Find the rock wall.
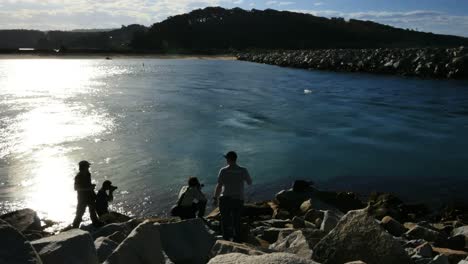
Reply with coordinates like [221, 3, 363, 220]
[237, 47, 468, 79]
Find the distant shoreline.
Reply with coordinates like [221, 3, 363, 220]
[0, 53, 236, 60]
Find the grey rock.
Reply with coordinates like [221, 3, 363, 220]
[107, 231, 127, 244]
[207, 252, 321, 264]
[406, 225, 445, 243]
[32, 229, 98, 264]
[94, 237, 118, 263]
[320, 210, 341, 233]
[158, 218, 215, 264]
[313, 208, 412, 264]
[92, 220, 140, 240]
[0, 208, 42, 232]
[381, 216, 407, 237]
[415, 242, 434, 258]
[211, 240, 265, 257]
[0, 219, 42, 264]
[269, 229, 325, 259]
[104, 220, 164, 264]
[429, 255, 449, 264]
[304, 209, 324, 224]
[252, 227, 295, 244]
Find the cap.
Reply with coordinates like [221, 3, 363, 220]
[223, 151, 237, 160]
[78, 160, 91, 167]
[103, 180, 113, 188]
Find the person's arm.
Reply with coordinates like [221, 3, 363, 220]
[195, 188, 207, 202]
[244, 169, 252, 186]
[108, 190, 114, 202]
[213, 170, 224, 205]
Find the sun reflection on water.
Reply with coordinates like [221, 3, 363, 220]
[0, 59, 115, 227]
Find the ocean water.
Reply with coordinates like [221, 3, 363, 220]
[0, 58, 467, 226]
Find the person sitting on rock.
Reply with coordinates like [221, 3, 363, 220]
[172, 177, 207, 220]
[72, 160, 103, 228]
[96, 180, 118, 217]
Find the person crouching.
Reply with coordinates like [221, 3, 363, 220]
[171, 177, 207, 219]
[96, 180, 117, 217]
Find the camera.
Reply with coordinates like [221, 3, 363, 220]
[110, 186, 118, 192]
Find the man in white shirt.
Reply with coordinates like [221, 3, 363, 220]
[213, 151, 252, 242]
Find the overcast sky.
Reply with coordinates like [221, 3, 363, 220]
[0, 0, 467, 37]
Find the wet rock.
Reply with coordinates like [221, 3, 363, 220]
[243, 202, 274, 219]
[381, 216, 407, 237]
[211, 240, 265, 256]
[94, 237, 118, 263]
[104, 221, 164, 264]
[32, 229, 98, 264]
[158, 218, 216, 264]
[0, 219, 42, 264]
[312, 208, 412, 264]
[0, 208, 42, 233]
[207, 252, 321, 264]
[269, 229, 325, 259]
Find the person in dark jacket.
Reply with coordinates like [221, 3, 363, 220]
[72, 161, 102, 228]
[96, 180, 117, 217]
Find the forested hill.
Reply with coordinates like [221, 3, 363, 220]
[2, 7, 468, 53]
[0, 25, 147, 51]
[131, 7, 468, 52]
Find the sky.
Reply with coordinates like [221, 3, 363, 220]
[0, 0, 467, 37]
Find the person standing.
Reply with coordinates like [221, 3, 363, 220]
[72, 160, 102, 228]
[213, 151, 252, 242]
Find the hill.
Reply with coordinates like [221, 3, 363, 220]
[0, 25, 147, 51]
[131, 7, 468, 52]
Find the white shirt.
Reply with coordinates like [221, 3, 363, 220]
[178, 186, 207, 207]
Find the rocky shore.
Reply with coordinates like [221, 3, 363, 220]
[237, 47, 468, 79]
[1, 183, 467, 264]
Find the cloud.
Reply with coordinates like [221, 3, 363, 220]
[266, 1, 295, 6]
[295, 9, 468, 37]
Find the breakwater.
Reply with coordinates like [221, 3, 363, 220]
[237, 47, 468, 79]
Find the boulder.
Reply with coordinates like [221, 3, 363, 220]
[0, 209, 42, 232]
[207, 252, 320, 264]
[92, 219, 140, 240]
[32, 229, 98, 264]
[415, 242, 434, 258]
[252, 219, 291, 228]
[452, 226, 468, 237]
[446, 235, 466, 250]
[312, 208, 412, 264]
[304, 209, 324, 224]
[157, 218, 215, 264]
[243, 203, 274, 219]
[300, 199, 313, 214]
[0, 219, 42, 264]
[345, 262, 367, 264]
[381, 216, 407, 237]
[320, 210, 341, 233]
[432, 247, 468, 264]
[269, 229, 325, 259]
[104, 221, 164, 264]
[254, 227, 295, 243]
[458, 257, 468, 264]
[406, 225, 445, 243]
[94, 237, 118, 263]
[107, 231, 128, 244]
[275, 189, 312, 212]
[429, 255, 449, 264]
[210, 240, 265, 256]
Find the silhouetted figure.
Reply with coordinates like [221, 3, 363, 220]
[171, 177, 207, 219]
[72, 161, 102, 228]
[213, 151, 252, 242]
[96, 180, 117, 217]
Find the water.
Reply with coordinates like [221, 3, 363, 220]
[1, 58, 467, 227]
